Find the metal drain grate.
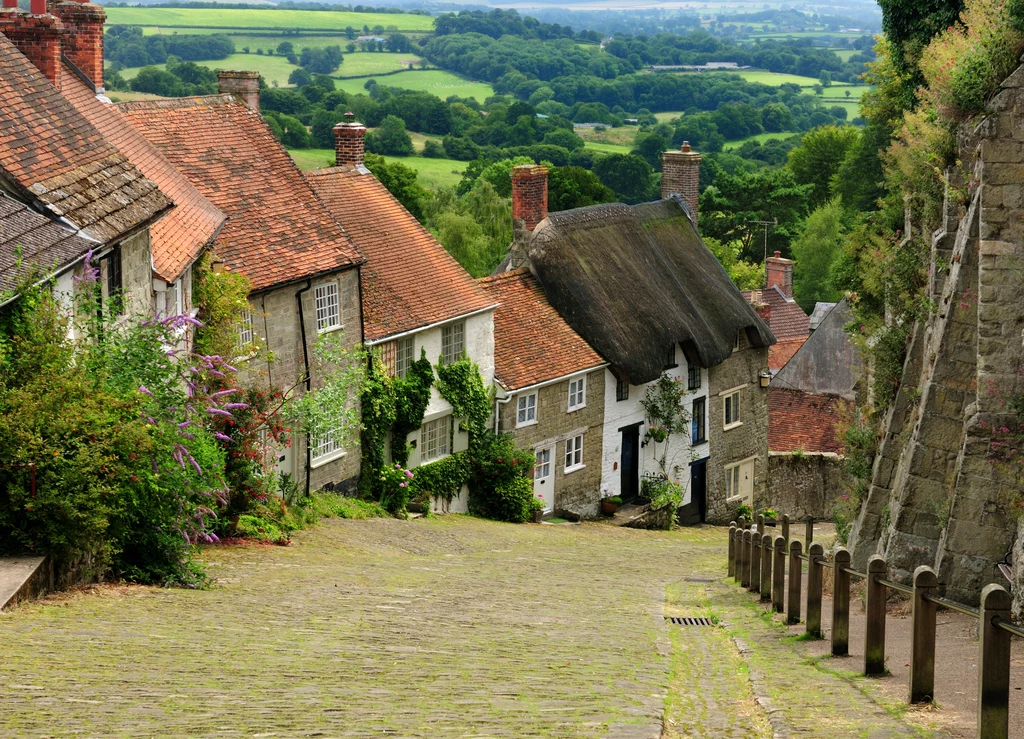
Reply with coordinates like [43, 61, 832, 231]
[666, 616, 715, 626]
[683, 577, 715, 583]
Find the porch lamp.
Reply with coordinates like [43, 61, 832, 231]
[759, 370, 771, 389]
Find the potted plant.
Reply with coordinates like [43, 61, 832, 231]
[645, 425, 669, 444]
[760, 507, 780, 525]
[532, 495, 545, 523]
[601, 495, 622, 515]
[735, 502, 753, 522]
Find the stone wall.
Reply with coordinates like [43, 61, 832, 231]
[849, 64, 1024, 607]
[247, 267, 363, 493]
[499, 368, 605, 518]
[767, 452, 844, 521]
[707, 342, 770, 524]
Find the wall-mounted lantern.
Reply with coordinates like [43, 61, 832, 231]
[759, 370, 771, 389]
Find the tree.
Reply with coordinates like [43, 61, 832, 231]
[264, 112, 311, 149]
[703, 237, 764, 289]
[819, 69, 832, 87]
[630, 131, 668, 171]
[541, 128, 584, 151]
[790, 198, 846, 312]
[276, 41, 294, 56]
[831, 122, 888, 213]
[365, 115, 414, 156]
[422, 139, 446, 158]
[548, 166, 615, 212]
[592, 154, 656, 204]
[287, 67, 313, 87]
[787, 125, 860, 208]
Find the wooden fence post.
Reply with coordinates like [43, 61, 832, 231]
[909, 566, 938, 704]
[772, 536, 785, 613]
[978, 584, 1012, 739]
[741, 530, 751, 588]
[805, 518, 813, 546]
[728, 524, 736, 578]
[832, 548, 851, 657]
[760, 533, 772, 601]
[757, 514, 765, 536]
[864, 555, 888, 677]
[750, 530, 762, 593]
[806, 542, 824, 638]
[788, 540, 802, 624]
[733, 528, 743, 583]
[781, 513, 790, 545]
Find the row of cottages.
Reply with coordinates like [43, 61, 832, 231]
[484, 149, 776, 523]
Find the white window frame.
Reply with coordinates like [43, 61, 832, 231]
[420, 414, 451, 463]
[725, 458, 754, 504]
[441, 320, 465, 365]
[516, 392, 538, 427]
[237, 308, 254, 352]
[395, 335, 415, 378]
[314, 281, 342, 334]
[567, 376, 586, 412]
[564, 433, 584, 473]
[310, 427, 346, 468]
[721, 384, 746, 430]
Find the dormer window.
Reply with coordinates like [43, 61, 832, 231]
[664, 343, 677, 368]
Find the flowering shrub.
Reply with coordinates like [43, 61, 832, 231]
[641, 474, 684, 510]
[468, 432, 536, 522]
[379, 462, 415, 516]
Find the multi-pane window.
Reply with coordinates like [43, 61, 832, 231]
[103, 247, 123, 316]
[564, 434, 584, 472]
[237, 309, 254, 351]
[665, 343, 676, 368]
[568, 376, 586, 411]
[517, 392, 537, 426]
[314, 281, 341, 333]
[441, 321, 465, 365]
[395, 336, 415, 378]
[534, 447, 551, 481]
[379, 340, 398, 377]
[311, 427, 342, 462]
[692, 397, 706, 444]
[420, 415, 451, 462]
[724, 390, 741, 428]
[687, 364, 701, 390]
[616, 378, 629, 402]
[725, 463, 740, 498]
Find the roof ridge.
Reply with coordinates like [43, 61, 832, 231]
[477, 268, 527, 284]
[115, 93, 238, 111]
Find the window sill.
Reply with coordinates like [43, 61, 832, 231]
[311, 448, 347, 469]
[516, 419, 538, 429]
[564, 463, 585, 474]
[317, 324, 343, 336]
[725, 494, 747, 504]
[692, 437, 707, 445]
[567, 404, 586, 413]
[723, 421, 743, 431]
[419, 453, 451, 467]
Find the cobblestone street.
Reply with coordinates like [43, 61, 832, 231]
[0, 518, 935, 738]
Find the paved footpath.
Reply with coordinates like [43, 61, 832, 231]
[0, 518, 936, 738]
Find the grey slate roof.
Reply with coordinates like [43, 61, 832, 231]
[809, 301, 838, 332]
[771, 298, 861, 399]
[519, 195, 775, 384]
[0, 194, 93, 293]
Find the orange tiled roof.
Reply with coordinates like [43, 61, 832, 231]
[743, 286, 809, 340]
[768, 387, 846, 454]
[61, 73, 225, 282]
[0, 193, 93, 292]
[306, 165, 493, 341]
[118, 95, 362, 291]
[0, 34, 169, 244]
[770, 337, 807, 372]
[478, 269, 606, 390]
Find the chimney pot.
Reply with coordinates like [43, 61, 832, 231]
[1, 0, 19, 9]
[29, 0, 45, 14]
[774, 250, 781, 257]
[661, 143, 702, 222]
[333, 117, 367, 167]
[0, 7, 64, 87]
[511, 164, 548, 231]
[217, 70, 260, 110]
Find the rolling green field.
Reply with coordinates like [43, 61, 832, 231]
[333, 70, 494, 102]
[722, 131, 801, 150]
[583, 141, 632, 154]
[288, 148, 468, 189]
[105, 7, 435, 32]
[335, 52, 424, 78]
[119, 52, 300, 86]
[829, 49, 859, 61]
[654, 111, 685, 123]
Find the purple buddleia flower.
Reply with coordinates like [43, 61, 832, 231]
[223, 403, 249, 410]
[211, 389, 237, 398]
[213, 432, 233, 443]
[206, 407, 232, 417]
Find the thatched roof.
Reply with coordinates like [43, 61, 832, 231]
[520, 196, 775, 385]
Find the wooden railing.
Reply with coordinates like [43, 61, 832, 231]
[727, 514, 1022, 739]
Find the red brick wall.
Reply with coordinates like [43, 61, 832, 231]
[661, 143, 702, 221]
[334, 121, 366, 166]
[766, 251, 793, 298]
[0, 11, 64, 88]
[511, 164, 548, 231]
[52, 1, 104, 89]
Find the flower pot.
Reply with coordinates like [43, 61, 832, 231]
[533, 509, 544, 523]
[601, 500, 619, 516]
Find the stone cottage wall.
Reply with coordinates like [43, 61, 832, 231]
[849, 64, 1024, 606]
[767, 452, 844, 521]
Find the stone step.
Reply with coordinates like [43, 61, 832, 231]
[0, 556, 50, 611]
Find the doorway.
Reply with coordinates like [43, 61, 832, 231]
[620, 423, 641, 502]
[691, 458, 707, 523]
[534, 445, 554, 513]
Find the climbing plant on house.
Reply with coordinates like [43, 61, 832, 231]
[638, 374, 692, 510]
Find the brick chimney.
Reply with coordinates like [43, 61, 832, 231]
[661, 141, 702, 221]
[0, 1, 64, 88]
[333, 113, 366, 167]
[766, 250, 793, 298]
[217, 70, 260, 110]
[51, 0, 105, 90]
[753, 299, 772, 327]
[511, 164, 548, 231]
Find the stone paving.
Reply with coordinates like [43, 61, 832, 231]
[0, 518, 937, 738]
